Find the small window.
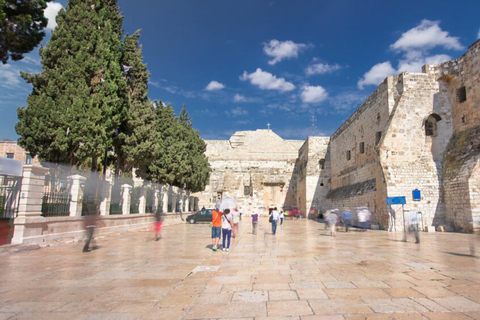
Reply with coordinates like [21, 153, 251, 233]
[377, 113, 381, 124]
[461, 115, 467, 124]
[375, 132, 382, 145]
[359, 142, 365, 154]
[346, 150, 351, 161]
[319, 158, 325, 170]
[456, 86, 466, 103]
[6, 153, 14, 159]
[244, 186, 250, 196]
[25, 154, 33, 164]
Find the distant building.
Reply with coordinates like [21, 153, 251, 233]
[0, 140, 40, 166]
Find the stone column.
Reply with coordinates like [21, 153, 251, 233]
[185, 194, 190, 212]
[68, 174, 86, 217]
[121, 184, 132, 215]
[162, 186, 168, 213]
[99, 180, 113, 216]
[153, 185, 160, 213]
[139, 187, 146, 214]
[11, 165, 49, 244]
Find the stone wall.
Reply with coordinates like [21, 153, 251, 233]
[194, 130, 303, 215]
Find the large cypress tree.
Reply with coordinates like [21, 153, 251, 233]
[16, 0, 126, 169]
[176, 105, 210, 192]
[114, 30, 155, 178]
[0, 0, 51, 64]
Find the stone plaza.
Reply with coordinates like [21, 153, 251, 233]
[1, 218, 479, 319]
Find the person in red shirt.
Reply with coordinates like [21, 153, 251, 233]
[211, 209, 222, 251]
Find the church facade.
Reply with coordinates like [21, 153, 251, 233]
[195, 39, 480, 232]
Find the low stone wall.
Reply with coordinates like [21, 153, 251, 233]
[11, 212, 189, 245]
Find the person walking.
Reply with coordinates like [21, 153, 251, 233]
[211, 208, 222, 251]
[251, 210, 259, 235]
[271, 207, 280, 235]
[327, 209, 338, 237]
[280, 209, 285, 225]
[221, 209, 233, 251]
[154, 210, 165, 241]
[232, 208, 240, 238]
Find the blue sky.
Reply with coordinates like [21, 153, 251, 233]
[1, 0, 480, 141]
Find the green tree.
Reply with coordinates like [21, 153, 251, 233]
[176, 105, 210, 192]
[16, 0, 126, 170]
[0, 0, 51, 64]
[114, 30, 154, 178]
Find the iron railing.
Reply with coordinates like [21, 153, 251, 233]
[41, 192, 71, 217]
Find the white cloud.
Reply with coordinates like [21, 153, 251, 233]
[305, 63, 341, 75]
[205, 80, 225, 91]
[226, 107, 248, 117]
[233, 94, 247, 102]
[0, 64, 21, 87]
[240, 68, 295, 92]
[301, 85, 328, 104]
[45, 2, 64, 30]
[357, 61, 396, 89]
[397, 54, 451, 73]
[263, 40, 310, 65]
[390, 19, 464, 52]
[330, 92, 367, 113]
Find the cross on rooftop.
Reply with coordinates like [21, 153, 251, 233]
[267, 122, 271, 130]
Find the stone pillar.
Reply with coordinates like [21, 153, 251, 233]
[139, 187, 146, 214]
[162, 186, 168, 213]
[121, 184, 132, 215]
[153, 185, 160, 213]
[185, 194, 190, 212]
[11, 165, 49, 244]
[68, 174, 86, 217]
[99, 180, 113, 216]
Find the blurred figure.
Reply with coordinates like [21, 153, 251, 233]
[154, 210, 165, 241]
[82, 210, 98, 252]
[404, 211, 420, 244]
[239, 207, 243, 221]
[251, 210, 259, 235]
[231, 208, 240, 238]
[280, 210, 285, 225]
[326, 209, 339, 236]
[271, 207, 279, 235]
[357, 207, 370, 232]
[342, 208, 353, 232]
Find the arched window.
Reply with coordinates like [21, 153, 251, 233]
[425, 114, 442, 137]
[319, 158, 325, 170]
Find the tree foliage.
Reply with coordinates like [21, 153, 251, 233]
[136, 102, 210, 192]
[0, 0, 51, 64]
[15, 0, 210, 193]
[16, 0, 126, 169]
[114, 30, 154, 177]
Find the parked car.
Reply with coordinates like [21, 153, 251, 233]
[186, 208, 213, 224]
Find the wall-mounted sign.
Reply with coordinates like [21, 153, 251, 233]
[412, 189, 421, 201]
[386, 196, 406, 205]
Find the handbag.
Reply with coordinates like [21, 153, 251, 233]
[269, 215, 273, 223]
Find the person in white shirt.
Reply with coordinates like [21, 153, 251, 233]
[270, 207, 280, 235]
[221, 209, 233, 251]
[231, 208, 240, 238]
[279, 210, 285, 225]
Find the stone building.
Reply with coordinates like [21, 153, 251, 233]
[194, 130, 303, 215]
[197, 39, 479, 231]
[0, 140, 40, 166]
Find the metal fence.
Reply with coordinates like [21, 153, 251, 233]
[41, 192, 71, 217]
[0, 176, 22, 219]
[41, 175, 72, 217]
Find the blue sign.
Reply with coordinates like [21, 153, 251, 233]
[412, 189, 421, 201]
[386, 196, 406, 205]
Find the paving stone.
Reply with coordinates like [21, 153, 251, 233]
[1, 219, 480, 319]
